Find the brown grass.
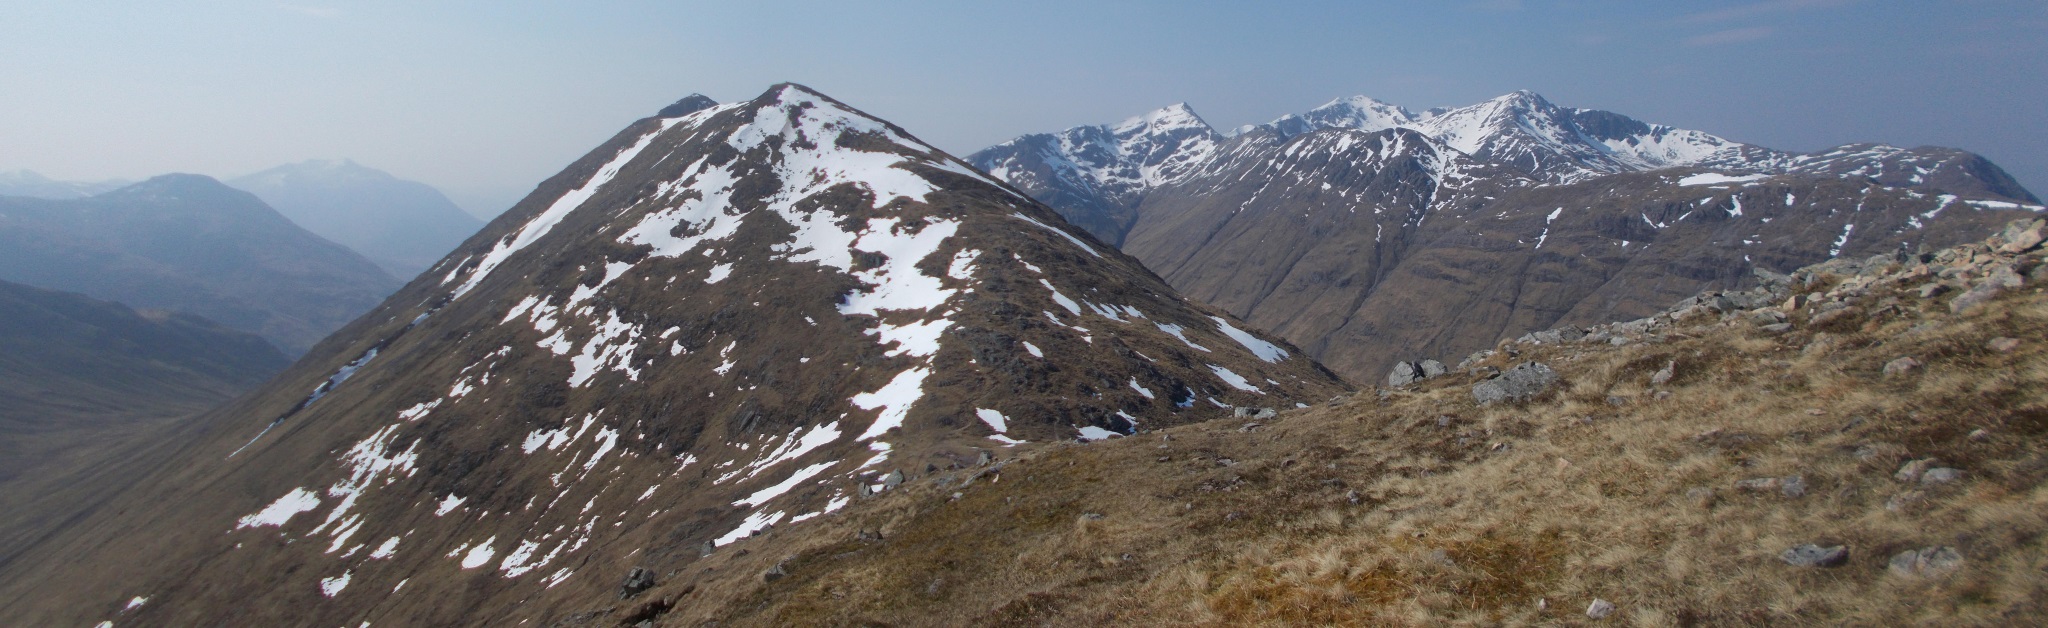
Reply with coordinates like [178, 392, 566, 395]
[597, 267, 2048, 627]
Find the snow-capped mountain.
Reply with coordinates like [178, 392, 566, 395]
[1256, 95, 1419, 141]
[1406, 90, 1777, 183]
[973, 91, 2044, 381]
[968, 103, 1222, 244]
[3, 84, 1348, 627]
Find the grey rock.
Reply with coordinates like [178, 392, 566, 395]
[762, 561, 788, 583]
[1761, 323, 1793, 333]
[620, 566, 656, 599]
[1387, 361, 1423, 387]
[1780, 474, 1808, 498]
[1472, 362, 1558, 406]
[1894, 458, 1938, 482]
[1586, 598, 1616, 619]
[1987, 337, 2021, 352]
[1996, 218, 2046, 254]
[1419, 359, 1447, 378]
[882, 470, 905, 490]
[1989, 264, 2026, 289]
[1780, 544, 1849, 568]
[699, 541, 717, 557]
[1950, 283, 2003, 313]
[1650, 360, 1676, 386]
[1920, 467, 1964, 485]
[1883, 357, 1921, 377]
[1888, 546, 1964, 578]
[1455, 350, 1494, 371]
[1916, 282, 1952, 299]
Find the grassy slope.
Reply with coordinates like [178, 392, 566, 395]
[561, 229, 2048, 627]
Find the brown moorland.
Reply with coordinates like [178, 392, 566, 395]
[569, 220, 2048, 626]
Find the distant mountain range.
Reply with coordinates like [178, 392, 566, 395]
[970, 91, 2043, 380]
[0, 174, 401, 355]
[230, 160, 483, 279]
[0, 170, 130, 199]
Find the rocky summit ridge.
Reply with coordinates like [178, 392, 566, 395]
[0, 83, 1346, 626]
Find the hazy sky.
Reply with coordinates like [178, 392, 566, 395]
[4, 1, 2044, 217]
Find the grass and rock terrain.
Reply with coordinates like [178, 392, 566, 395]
[569, 219, 2048, 626]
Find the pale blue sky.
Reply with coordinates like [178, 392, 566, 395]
[2, 1, 2042, 216]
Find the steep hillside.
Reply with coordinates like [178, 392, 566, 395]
[542, 219, 2048, 626]
[231, 159, 484, 278]
[0, 279, 286, 572]
[0, 84, 1347, 627]
[0, 174, 401, 354]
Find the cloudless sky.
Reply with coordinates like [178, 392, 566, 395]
[2, 0, 2043, 217]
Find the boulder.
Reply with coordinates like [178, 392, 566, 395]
[1419, 359, 1447, 378]
[1586, 598, 1616, 619]
[1894, 458, 1938, 482]
[1650, 360, 1676, 386]
[1887, 546, 1964, 579]
[1883, 357, 1921, 377]
[1387, 361, 1423, 387]
[1996, 218, 2046, 254]
[1920, 467, 1964, 485]
[1472, 362, 1558, 406]
[1780, 544, 1849, 568]
[620, 567, 656, 599]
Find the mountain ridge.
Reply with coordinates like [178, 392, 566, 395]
[0, 83, 1348, 627]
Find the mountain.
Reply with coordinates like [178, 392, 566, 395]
[506, 221, 2048, 625]
[0, 279, 286, 573]
[966, 103, 1222, 244]
[0, 175, 402, 355]
[230, 160, 484, 278]
[0, 170, 130, 199]
[974, 92, 2045, 381]
[0, 84, 1348, 626]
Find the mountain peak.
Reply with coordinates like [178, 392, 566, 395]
[1113, 102, 1212, 136]
[656, 93, 719, 118]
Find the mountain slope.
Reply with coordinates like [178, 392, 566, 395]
[0, 279, 286, 573]
[0, 175, 401, 354]
[535, 221, 2048, 625]
[0, 84, 1347, 627]
[230, 160, 484, 278]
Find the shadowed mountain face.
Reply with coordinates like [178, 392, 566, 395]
[0, 279, 286, 572]
[230, 160, 484, 279]
[0, 174, 401, 355]
[0, 84, 1347, 626]
[975, 93, 2044, 381]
